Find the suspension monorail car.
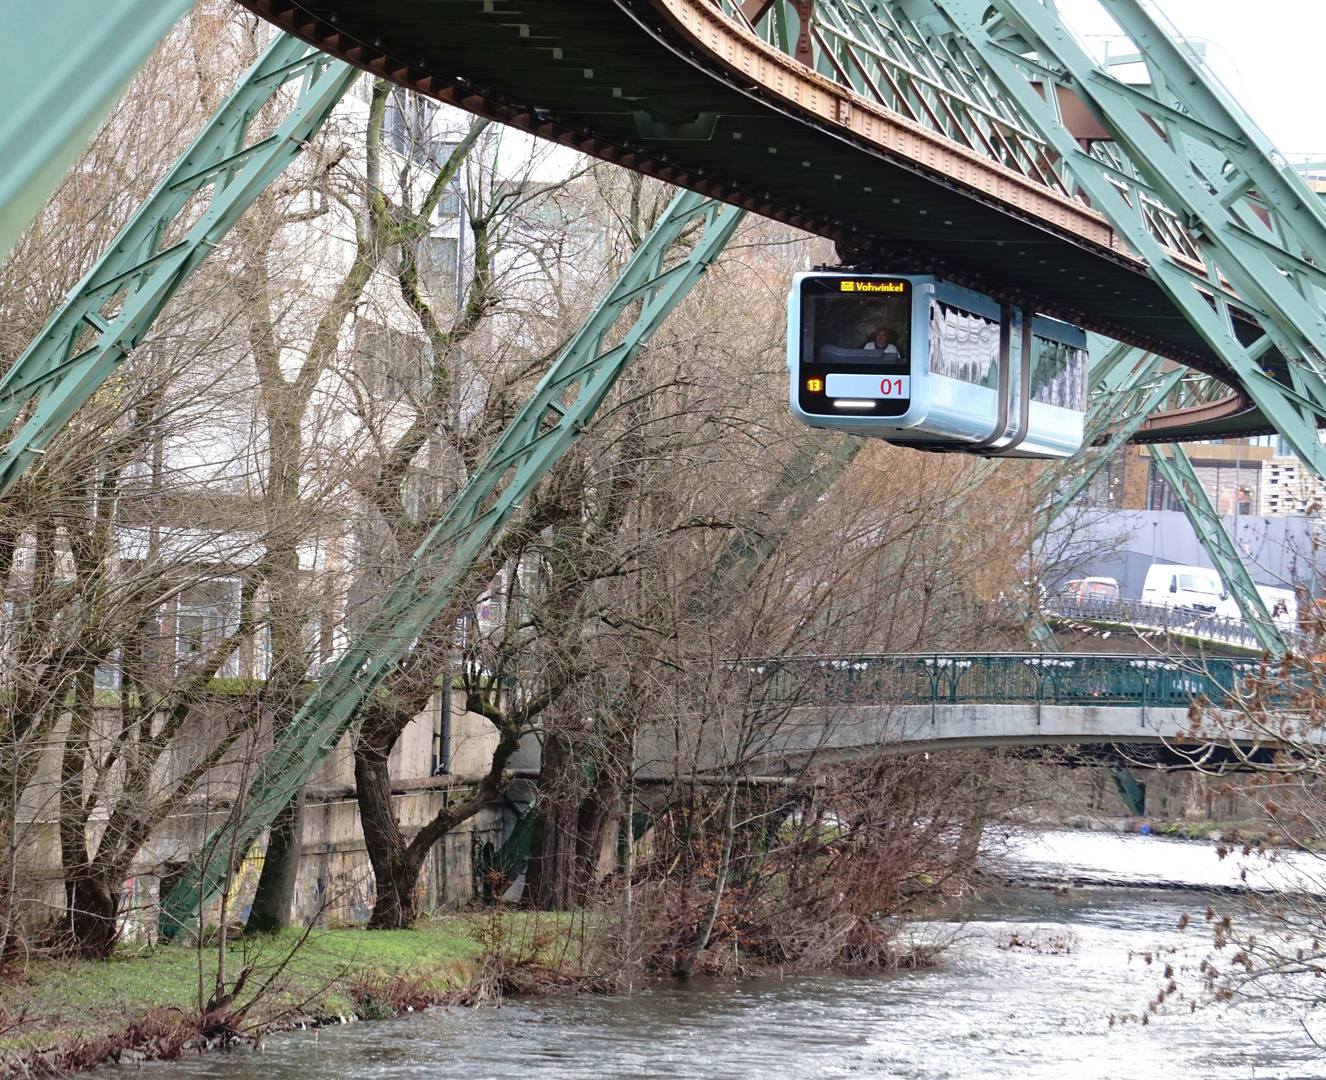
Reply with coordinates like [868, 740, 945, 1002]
[787, 273, 1088, 458]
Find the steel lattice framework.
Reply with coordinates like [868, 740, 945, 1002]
[723, 0, 1322, 651]
[0, 34, 358, 496]
[0, 0, 1318, 926]
[938, 0, 1326, 474]
[725, 0, 1326, 465]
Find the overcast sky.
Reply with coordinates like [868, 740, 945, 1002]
[1057, 0, 1326, 156]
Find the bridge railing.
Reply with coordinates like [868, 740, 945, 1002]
[751, 653, 1265, 708]
[1041, 593, 1303, 654]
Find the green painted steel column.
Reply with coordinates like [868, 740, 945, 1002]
[159, 189, 746, 935]
[1047, 351, 1185, 515]
[1110, 766, 1146, 816]
[930, 0, 1326, 478]
[0, 34, 358, 495]
[1149, 444, 1284, 656]
[0, 0, 197, 259]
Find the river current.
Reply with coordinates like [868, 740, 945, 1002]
[148, 832, 1326, 1079]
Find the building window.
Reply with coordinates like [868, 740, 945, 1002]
[1148, 459, 1259, 515]
[418, 234, 459, 301]
[384, 89, 456, 172]
[353, 321, 429, 398]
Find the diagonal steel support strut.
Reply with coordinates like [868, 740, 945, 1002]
[159, 188, 746, 934]
[1039, 343, 1285, 652]
[0, 34, 358, 496]
[1149, 445, 1284, 656]
[0, 0, 196, 259]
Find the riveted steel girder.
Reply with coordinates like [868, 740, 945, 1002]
[159, 188, 746, 934]
[927, 0, 1326, 476]
[0, 0, 196, 259]
[0, 34, 357, 496]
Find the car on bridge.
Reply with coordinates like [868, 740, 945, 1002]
[1060, 577, 1121, 605]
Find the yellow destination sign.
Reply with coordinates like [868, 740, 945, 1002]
[839, 280, 906, 293]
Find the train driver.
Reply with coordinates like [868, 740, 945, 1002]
[862, 327, 901, 359]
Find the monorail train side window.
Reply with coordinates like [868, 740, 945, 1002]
[928, 301, 1000, 388]
[1030, 335, 1088, 412]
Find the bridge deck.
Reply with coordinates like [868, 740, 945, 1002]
[786, 701, 1195, 755]
[630, 654, 1280, 772]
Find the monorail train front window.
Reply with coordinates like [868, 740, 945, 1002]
[928, 301, 1000, 388]
[798, 276, 912, 417]
[1031, 335, 1088, 412]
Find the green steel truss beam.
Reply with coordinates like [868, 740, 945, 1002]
[734, 2, 1326, 476]
[1047, 348, 1177, 514]
[924, 0, 1326, 477]
[1149, 444, 1284, 655]
[731, 1, 1194, 314]
[159, 189, 746, 933]
[0, 34, 357, 496]
[713, 436, 861, 581]
[0, 0, 196, 260]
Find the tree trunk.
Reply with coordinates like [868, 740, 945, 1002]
[676, 764, 740, 976]
[244, 536, 307, 931]
[245, 790, 303, 932]
[65, 873, 120, 960]
[354, 743, 421, 929]
[526, 734, 581, 911]
[572, 790, 614, 901]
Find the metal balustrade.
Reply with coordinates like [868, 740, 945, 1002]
[1041, 593, 1302, 654]
[751, 652, 1265, 708]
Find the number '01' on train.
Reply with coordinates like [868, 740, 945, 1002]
[787, 273, 1088, 458]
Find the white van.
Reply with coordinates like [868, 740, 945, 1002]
[1140, 564, 1235, 618]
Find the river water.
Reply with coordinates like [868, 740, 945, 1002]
[149, 832, 1326, 1079]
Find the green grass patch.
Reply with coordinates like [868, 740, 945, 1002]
[0, 916, 486, 1053]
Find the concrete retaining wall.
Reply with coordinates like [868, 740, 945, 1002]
[12, 691, 519, 939]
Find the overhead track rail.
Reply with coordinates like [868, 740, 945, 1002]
[235, 0, 1325, 449]
[228, 1, 1222, 366]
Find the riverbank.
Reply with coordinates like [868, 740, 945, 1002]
[3, 830, 1309, 1078]
[112, 879, 1326, 1080]
[0, 913, 564, 1077]
[0, 885, 962, 1078]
